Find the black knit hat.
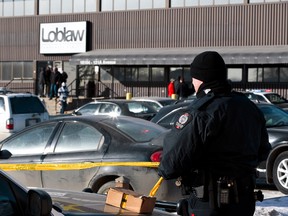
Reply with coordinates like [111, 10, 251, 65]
[190, 51, 227, 82]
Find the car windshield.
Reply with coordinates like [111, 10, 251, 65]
[257, 104, 288, 127]
[104, 117, 167, 142]
[265, 93, 287, 104]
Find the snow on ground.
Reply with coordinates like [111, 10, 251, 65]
[254, 190, 288, 216]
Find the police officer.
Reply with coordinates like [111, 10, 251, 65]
[158, 51, 271, 216]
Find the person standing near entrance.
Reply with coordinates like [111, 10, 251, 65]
[58, 82, 69, 114]
[176, 76, 189, 100]
[168, 78, 175, 97]
[158, 51, 271, 216]
[38, 68, 45, 97]
[44, 65, 52, 97]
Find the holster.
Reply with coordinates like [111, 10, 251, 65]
[178, 171, 258, 216]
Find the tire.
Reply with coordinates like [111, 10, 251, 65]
[272, 151, 288, 194]
[97, 181, 116, 194]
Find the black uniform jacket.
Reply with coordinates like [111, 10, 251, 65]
[158, 90, 271, 180]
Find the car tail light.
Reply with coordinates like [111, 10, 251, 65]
[150, 151, 162, 162]
[6, 118, 14, 130]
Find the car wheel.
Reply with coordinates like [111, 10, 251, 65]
[97, 181, 117, 194]
[272, 151, 288, 194]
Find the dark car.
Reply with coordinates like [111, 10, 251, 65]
[131, 97, 177, 112]
[151, 102, 191, 128]
[71, 99, 158, 120]
[0, 169, 177, 215]
[0, 115, 183, 202]
[151, 100, 288, 195]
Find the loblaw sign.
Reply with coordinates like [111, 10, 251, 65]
[40, 21, 87, 54]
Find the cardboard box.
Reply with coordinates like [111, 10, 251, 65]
[106, 187, 156, 214]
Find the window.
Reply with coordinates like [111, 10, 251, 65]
[86, 0, 97, 12]
[263, 67, 278, 82]
[3, 0, 13, 16]
[1, 123, 56, 155]
[101, 0, 165, 11]
[74, 0, 85, 13]
[138, 67, 149, 81]
[140, 0, 152, 9]
[0, 98, 5, 113]
[39, 0, 97, 14]
[24, 0, 34, 15]
[227, 68, 242, 82]
[171, 0, 184, 7]
[2, 62, 12, 81]
[248, 68, 263, 82]
[50, 0, 61, 14]
[101, 0, 113, 11]
[77, 103, 100, 115]
[14, 0, 24, 16]
[114, 67, 125, 82]
[62, 0, 73, 13]
[0, 62, 33, 80]
[151, 67, 164, 81]
[13, 62, 22, 78]
[114, 0, 125, 10]
[113, 117, 166, 142]
[127, 0, 138, 9]
[100, 66, 113, 81]
[10, 97, 46, 114]
[0, 176, 20, 215]
[280, 67, 288, 82]
[248, 67, 281, 83]
[55, 122, 104, 153]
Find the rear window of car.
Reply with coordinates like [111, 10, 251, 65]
[107, 117, 167, 142]
[126, 102, 156, 114]
[10, 97, 46, 114]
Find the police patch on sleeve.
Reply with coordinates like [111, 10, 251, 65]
[175, 113, 192, 130]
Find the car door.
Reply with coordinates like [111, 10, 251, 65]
[41, 120, 107, 191]
[0, 122, 57, 187]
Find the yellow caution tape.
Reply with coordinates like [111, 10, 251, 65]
[149, 176, 164, 197]
[0, 161, 160, 171]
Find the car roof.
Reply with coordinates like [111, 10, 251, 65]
[132, 97, 176, 101]
[0, 92, 35, 97]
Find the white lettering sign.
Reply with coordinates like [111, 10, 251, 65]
[40, 21, 87, 54]
[79, 60, 117, 65]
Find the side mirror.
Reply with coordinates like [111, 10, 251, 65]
[28, 189, 52, 216]
[0, 149, 12, 159]
[72, 110, 81, 116]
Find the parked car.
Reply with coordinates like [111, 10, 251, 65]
[0, 92, 50, 141]
[0, 115, 183, 202]
[131, 97, 177, 112]
[71, 99, 158, 120]
[0, 169, 177, 215]
[243, 90, 288, 111]
[151, 102, 191, 128]
[151, 99, 288, 195]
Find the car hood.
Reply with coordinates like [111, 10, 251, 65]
[40, 188, 174, 215]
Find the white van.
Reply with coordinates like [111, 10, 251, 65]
[0, 92, 50, 141]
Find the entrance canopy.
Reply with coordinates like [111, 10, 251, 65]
[70, 46, 288, 66]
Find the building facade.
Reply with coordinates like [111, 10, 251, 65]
[1, 0, 288, 98]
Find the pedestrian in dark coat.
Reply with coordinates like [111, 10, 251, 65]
[38, 69, 45, 97]
[176, 76, 189, 100]
[158, 51, 271, 216]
